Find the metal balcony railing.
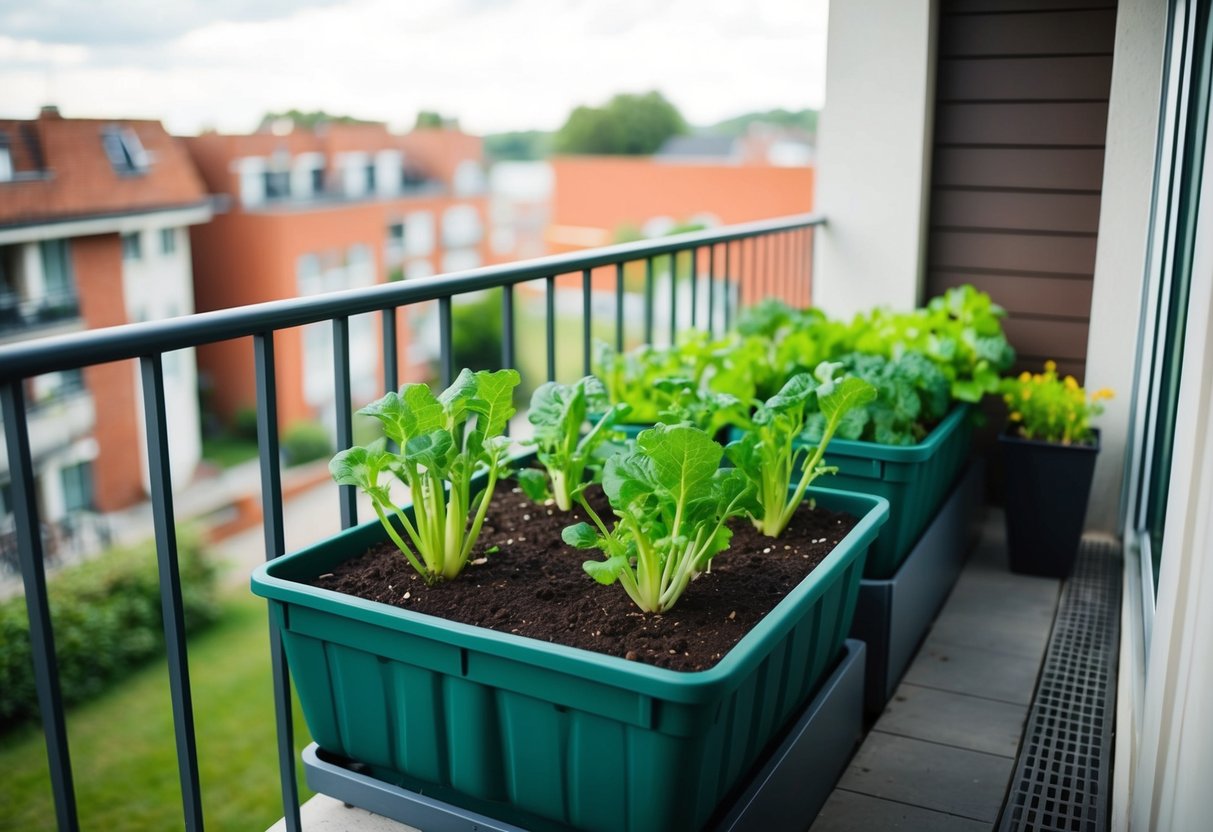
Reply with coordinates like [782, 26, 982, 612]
[0, 291, 81, 339]
[0, 212, 823, 832]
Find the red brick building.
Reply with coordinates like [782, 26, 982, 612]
[184, 123, 491, 432]
[0, 107, 211, 517]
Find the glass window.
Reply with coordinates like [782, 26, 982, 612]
[39, 239, 74, 300]
[160, 228, 177, 255]
[365, 163, 377, 195]
[442, 205, 482, 249]
[453, 160, 486, 197]
[263, 169, 291, 201]
[121, 232, 142, 261]
[311, 166, 325, 195]
[347, 244, 375, 288]
[59, 461, 93, 514]
[405, 211, 435, 256]
[101, 126, 148, 174]
[0, 141, 12, 182]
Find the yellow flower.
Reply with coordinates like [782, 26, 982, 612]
[1022, 388, 1032, 400]
[1044, 360, 1057, 373]
[1092, 387, 1115, 402]
[1018, 371, 1031, 383]
[1010, 411, 1022, 422]
[1064, 376, 1078, 391]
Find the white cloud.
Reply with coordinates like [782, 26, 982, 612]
[0, 0, 828, 135]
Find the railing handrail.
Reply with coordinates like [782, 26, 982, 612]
[0, 213, 824, 383]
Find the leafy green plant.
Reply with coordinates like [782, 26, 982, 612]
[517, 376, 630, 511]
[282, 420, 332, 466]
[727, 363, 877, 537]
[1001, 360, 1112, 445]
[1, 530, 217, 730]
[562, 424, 757, 613]
[330, 368, 520, 584]
[847, 286, 1016, 402]
[803, 352, 951, 446]
[654, 378, 748, 436]
[593, 332, 735, 423]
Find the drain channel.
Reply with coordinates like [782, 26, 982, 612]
[998, 540, 1122, 832]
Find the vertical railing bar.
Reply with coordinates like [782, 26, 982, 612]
[254, 332, 302, 832]
[724, 241, 733, 330]
[438, 296, 454, 389]
[614, 262, 625, 353]
[778, 232, 786, 303]
[749, 236, 757, 311]
[1, 382, 79, 832]
[690, 246, 699, 330]
[644, 257, 655, 345]
[545, 275, 557, 381]
[669, 249, 679, 346]
[707, 244, 716, 336]
[581, 268, 593, 377]
[802, 228, 811, 307]
[139, 354, 204, 832]
[332, 316, 356, 529]
[381, 308, 398, 393]
[501, 286, 515, 436]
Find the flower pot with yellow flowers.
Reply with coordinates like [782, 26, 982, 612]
[998, 362, 1113, 577]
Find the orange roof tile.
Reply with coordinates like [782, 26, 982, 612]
[0, 110, 208, 227]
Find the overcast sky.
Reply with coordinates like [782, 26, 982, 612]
[0, 0, 828, 136]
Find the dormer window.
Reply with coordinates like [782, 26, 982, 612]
[101, 126, 148, 175]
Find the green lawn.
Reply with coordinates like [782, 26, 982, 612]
[0, 593, 312, 831]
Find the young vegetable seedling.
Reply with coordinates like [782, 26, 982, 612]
[727, 362, 877, 538]
[329, 368, 520, 584]
[562, 424, 757, 614]
[517, 375, 630, 511]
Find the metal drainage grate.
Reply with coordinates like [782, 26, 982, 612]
[998, 539, 1122, 832]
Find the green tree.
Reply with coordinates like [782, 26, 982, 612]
[415, 110, 459, 129]
[257, 109, 375, 130]
[554, 91, 687, 155]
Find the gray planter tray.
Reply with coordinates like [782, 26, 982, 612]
[850, 461, 984, 716]
[301, 640, 867, 832]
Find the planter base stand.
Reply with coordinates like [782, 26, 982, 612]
[850, 461, 984, 716]
[301, 639, 867, 832]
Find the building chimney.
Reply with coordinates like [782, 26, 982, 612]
[40, 104, 62, 119]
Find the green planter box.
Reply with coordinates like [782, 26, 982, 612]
[251, 474, 888, 832]
[820, 405, 972, 578]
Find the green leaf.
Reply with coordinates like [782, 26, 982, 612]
[583, 555, 626, 585]
[357, 384, 444, 445]
[516, 468, 551, 503]
[636, 424, 722, 506]
[405, 430, 454, 471]
[329, 446, 391, 490]
[467, 369, 520, 437]
[765, 372, 818, 413]
[562, 522, 600, 549]
[819, 377, 878, 423]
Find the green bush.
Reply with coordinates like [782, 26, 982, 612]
[231, 406, 260, 441]
[0, 531, 219, 731]
[281, 421, 332, 466]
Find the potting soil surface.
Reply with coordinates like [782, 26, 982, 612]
[313, 477, 858, 672]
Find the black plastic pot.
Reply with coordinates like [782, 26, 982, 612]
[999, 428, 1099, 578]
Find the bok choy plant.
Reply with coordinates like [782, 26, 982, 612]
[329, 368, 520, 584]
[727, 363, 877, 538]
[562, 424, 757, 613]
[516, 376, 630, 511]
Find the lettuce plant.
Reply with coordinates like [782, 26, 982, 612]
[593, 333, 735, 423]
[803, 352, 951, 446]
[562, 424, 757, 613]
[727, 363, 877, 537]
[517, 376, 629, 511]
[329, 368, 519, 584]
[654, 378, 748, 436]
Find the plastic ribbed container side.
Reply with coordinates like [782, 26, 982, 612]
[252, 482, 888, 832]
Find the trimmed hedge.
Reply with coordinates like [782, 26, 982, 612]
[0, 531, 219, 731]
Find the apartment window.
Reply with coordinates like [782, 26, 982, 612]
[347, 244, 375, 288]
[453, 160, 486, 197]
[121, 232, 142, 261]
[442, 204, 483, 248]
[296, 253, 322, 296]
[160, 228, 177, 255]
[405, 211, 435, 256]
[0, 135, 12, 182]
[365, 163, 377, 195]
[101, 126, 148, 174]
[263, 169, 291, 201]
[39, 239, 75, 300]
[388, 221, 405, 247]
[311, 166, 325, 195]
[59, 461, 94, 514]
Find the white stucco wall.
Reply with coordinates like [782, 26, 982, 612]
[812, 0, 938, 317]
[123, 224, 203, 493]
[1084, 0, 1168, 534]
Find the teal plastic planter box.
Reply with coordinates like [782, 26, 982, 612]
[819, 405, 971, 578]
[251, 479, 888, 832]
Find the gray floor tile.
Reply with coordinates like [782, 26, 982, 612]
[876, 682, 1028, 758]
[839, 732, 1013, 823]
[811, 789, 990, 832]
[902, 638, 1042, 705]
[928, 607, 1053, 659]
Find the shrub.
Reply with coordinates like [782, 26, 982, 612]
[1001, 360, 1112, 445]
[281, 420, 332, 466]
[0, 531, 219, 731]
[231, 406, 260, 441]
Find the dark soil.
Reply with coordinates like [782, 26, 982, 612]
[312, 476, 858, 672]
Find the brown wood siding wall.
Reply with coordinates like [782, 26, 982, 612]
[927, 0, 1119, 383]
